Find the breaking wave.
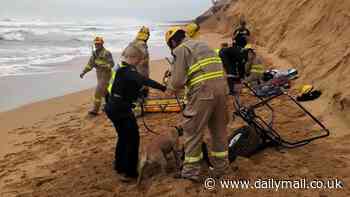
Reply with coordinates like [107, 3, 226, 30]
[0, 18, 170, 77]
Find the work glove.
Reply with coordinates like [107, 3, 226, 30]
[80, 72, 85, 79]
[162, 70, 171, 85]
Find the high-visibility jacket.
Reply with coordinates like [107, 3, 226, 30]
[107, 62, 166, 104]
[250, 64, 265, 75]
[186, 56, 224, 88]
[168, 39, 227, 164]
[107, 62, 128, 94]
[168, 38, 224, 92]
[83, 48, 114, 73]
[245, 54, 265, 78]
[214, 48, 221, 55]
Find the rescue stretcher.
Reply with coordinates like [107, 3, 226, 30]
[133, 97, 184, 114]
[228, 82, 330, 161]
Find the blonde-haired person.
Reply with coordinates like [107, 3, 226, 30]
[109, 26, 151, 97]
[120, 26, 150, 78]
[105, 43, 166, 182]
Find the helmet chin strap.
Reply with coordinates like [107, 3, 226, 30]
[169, 39, 181, 50]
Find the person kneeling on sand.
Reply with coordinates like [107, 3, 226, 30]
[104, 45, 167, 182]
[243, 44, 265, 86]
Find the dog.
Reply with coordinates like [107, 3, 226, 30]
[137, 127, 183, 185]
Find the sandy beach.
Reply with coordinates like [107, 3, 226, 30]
[1, 0, 350, 195]
[0, 57, 169, 156]
[0, 32, 349, 196]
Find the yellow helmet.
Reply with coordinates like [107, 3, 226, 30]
[185, 23, 200, 38]
[165, 26, 185, 45]
[244, 44, 255, 54]
[299, 85, 314, 95]
[136, 26, 150, 41]
[244, 44, 253, 49]
[94, 36, 104, 44]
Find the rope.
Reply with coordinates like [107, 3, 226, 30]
[140, 96, 160, 135]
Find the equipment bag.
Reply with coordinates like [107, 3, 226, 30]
[228, 125, 269, 162]
[253, 83, 283, 97]
[297, 90, 322, 102]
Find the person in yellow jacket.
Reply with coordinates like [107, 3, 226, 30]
[108, 26, 151, 98]
[122, 26, 150, 78]
[244, 44, 265, 85]
[165, 27, 230, 182]
[80, 36, 114, 116]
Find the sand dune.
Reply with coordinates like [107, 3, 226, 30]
[200, 0, 350, 125]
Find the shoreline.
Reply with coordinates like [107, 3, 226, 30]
[0, 44, 169, 113]
[0, 57, 169, 158]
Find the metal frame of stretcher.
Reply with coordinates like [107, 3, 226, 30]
[233, 82, 330, 149]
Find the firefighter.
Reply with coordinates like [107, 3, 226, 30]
[108, 26, 151, 98]
[80, 36, 114, 116]
[243, 44, 265, 85]
[122, 26, 150, 78]
[107, 26, 151, 100]
[233, 17, 250, 48]
[104, 44, 166, 182]
[165, 27, 229, 182]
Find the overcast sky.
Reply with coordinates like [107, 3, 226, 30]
[0, 0, 212, 21]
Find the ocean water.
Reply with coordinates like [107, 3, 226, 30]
[0, 17, 171, 77]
